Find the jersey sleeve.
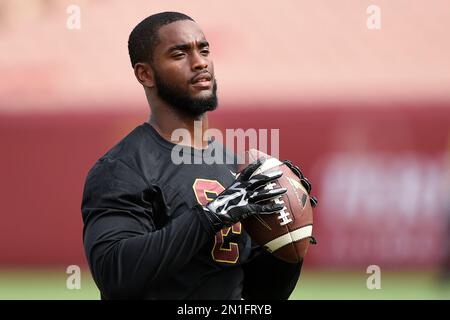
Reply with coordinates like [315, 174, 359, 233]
[81, 157, 213, 299]
[241, 244, 302, 300]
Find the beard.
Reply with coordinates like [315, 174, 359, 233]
[153, 70, 218, 118]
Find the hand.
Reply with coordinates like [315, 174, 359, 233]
[201, 157, 287, 232]
[282, 160, 318, 208]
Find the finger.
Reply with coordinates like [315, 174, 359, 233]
[249, 187, 287, 203]
[310, 196, 318, 208]
[283, 160, 305, 180]
[239, 157, 266, 181]
[246, 170, 283, 191]
[300, 177, 312, 194]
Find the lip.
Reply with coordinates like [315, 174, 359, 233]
[191, 79, 212, 89]
[191, 72, 212, 85]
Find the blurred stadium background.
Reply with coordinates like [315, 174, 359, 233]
[1, 0, 450, 299]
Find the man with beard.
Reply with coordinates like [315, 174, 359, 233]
[81, 12, 317, 300]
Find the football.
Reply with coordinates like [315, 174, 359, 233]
[238, 149, 315, 263]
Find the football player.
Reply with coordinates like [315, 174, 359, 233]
[81, 12, 316, 299]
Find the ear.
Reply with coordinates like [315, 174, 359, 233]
[134, 62, 155, 88]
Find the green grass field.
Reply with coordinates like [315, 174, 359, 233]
[1, 268, 450, 300]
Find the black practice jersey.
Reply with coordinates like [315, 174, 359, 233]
[81, 122, 301, 300]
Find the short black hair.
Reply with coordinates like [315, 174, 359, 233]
[128, 12, 195, 68]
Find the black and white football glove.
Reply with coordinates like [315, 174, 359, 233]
[199, 158, 287, 233]
[282, 159, 318, 208]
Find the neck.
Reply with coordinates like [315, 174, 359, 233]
[148, 105, 210, 149]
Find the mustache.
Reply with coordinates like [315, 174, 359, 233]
[190, 70, 213, 84]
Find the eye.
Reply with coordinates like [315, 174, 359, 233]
[201, 48, 210, 56]
[172, 52, 186, 59]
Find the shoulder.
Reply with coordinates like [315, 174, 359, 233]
[86, 123, 164, 180]
[103, 124, 153, 163]
[84, 125, 150, 185]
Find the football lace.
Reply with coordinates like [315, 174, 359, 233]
[264, 182, 292, 226]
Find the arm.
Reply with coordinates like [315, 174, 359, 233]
[82, 156, 286, 299]
[242, 245, 302, 300]
[242, 159, 317, 300]
[82, 158, 214, 299]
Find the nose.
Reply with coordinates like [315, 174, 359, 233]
[191, 50, 208, 71]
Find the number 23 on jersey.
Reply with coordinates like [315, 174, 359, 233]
[192, 179, 241, 264]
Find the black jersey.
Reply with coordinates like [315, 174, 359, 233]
[81, 122, 301, 300]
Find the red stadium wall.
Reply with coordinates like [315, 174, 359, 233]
[1, 103, 449, 268]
